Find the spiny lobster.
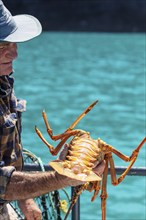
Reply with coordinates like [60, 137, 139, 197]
[35, 100, 146, 220]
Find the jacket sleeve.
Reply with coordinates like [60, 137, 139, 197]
[0, 75, 26, 199]
[0, 166, 15, 199]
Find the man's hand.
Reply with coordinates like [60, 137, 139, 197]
[18, 198, 42, 220]
[93, 160, 106, 177]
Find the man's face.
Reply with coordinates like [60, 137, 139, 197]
[0, 42, 18, 76]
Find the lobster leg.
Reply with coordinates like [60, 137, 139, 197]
[100, 155, 109, 220]
[66, 100, 98, 131]
[108, 137, 146, 185]
[88, 181, 101, 202]
[42, 100, 98, 139]
[35, 127, 79, 155]
[108, 137, 146, 162]
[64, 184, 89, 220]
[42, 110, 76, 141]
[35, 100, 98, 155]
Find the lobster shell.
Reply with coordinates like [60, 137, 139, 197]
[49, 133, 102, 182]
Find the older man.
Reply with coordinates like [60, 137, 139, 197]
[0, 1, 105, 219]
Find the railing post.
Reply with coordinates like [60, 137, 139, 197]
[71, 187, 80, 220]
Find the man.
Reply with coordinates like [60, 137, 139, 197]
[0, 1, 105, 219]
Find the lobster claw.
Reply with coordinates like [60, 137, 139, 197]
[49, 160, 102, 182]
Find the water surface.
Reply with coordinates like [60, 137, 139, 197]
[14, 32, 145, 220]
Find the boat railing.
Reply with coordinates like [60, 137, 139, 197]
[23, 164, 146, 220]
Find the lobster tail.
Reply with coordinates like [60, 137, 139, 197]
[49, 160, 102, 181]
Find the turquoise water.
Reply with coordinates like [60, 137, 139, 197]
[14, 32, 145, 220]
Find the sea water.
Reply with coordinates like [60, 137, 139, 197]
[14, 32, 145, 220]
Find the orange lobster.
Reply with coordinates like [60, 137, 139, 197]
[35, 100, 146, 220]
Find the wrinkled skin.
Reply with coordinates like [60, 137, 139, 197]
[18, 199, 42, 220]
[0, 42, 17, 75]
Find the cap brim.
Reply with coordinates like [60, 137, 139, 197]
[1, 14, 42, 42]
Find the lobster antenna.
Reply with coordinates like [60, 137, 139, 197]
[66, 100, 98, 131]
[64, 184, 87, 220]
[64, 190, 81, 220]
[64, 202, 75, 220]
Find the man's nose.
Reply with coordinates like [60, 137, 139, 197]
[6, 43, 18, 60]
[9, 42, 17, 50]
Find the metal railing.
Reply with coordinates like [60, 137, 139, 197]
[23, 164, 146, 176]
[71, 166, 146, 220]
[23, 164, 146, 220]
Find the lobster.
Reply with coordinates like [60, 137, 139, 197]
[35, 100, 146, 220]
